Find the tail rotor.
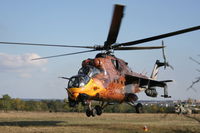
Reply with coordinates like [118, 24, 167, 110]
[162, 41, 174, 70]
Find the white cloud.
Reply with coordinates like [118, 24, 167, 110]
[0, 53, 48, 78]
[0, 53, 47, 69]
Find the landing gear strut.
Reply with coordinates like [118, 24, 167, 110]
[68, 98, 78, 107]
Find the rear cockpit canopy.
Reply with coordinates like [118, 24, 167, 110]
[78, 65, 100, 77]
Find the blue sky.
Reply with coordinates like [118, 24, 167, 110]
[0, 0, 200, 100]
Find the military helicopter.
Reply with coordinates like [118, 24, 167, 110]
[0, 4, 200, 117]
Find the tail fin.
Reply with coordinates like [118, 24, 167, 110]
[150, 60, 166, 80]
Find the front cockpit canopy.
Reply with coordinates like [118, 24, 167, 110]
[68, 75, 90, 88]
[68, 65, 100, 89]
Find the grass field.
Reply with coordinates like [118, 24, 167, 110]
[0, 112, 199, 133]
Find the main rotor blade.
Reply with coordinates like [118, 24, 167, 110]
[114, 25, 200, 48]
[0, 41, 94, 49]
[32, 50, 96, 60]
[59, 77, 70, 80]
[104, 4, 125, 49]
[114, 46, 164, 50]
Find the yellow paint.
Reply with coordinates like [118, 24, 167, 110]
[68, 78, 106, 100]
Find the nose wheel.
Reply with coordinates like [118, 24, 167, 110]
[68, 98, 78, 107]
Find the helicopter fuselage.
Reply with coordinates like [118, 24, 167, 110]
[67, 53, 147, 104]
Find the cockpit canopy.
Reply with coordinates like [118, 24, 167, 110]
[68, 75, 90, 88]
[78, 65, 100, 77]
[68, 65, 100, 89]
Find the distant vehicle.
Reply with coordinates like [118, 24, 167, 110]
[175, 102, 200, 114]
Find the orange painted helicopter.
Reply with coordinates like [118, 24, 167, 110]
[0, 4, 200, 117]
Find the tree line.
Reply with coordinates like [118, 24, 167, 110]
[0, 94, 175, 113]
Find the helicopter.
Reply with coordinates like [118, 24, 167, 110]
[0, 4, 200, 117]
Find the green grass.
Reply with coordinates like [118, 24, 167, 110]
[0, 112, 199, 133]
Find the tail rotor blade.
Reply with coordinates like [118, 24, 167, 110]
[162, 40, 167, 62]
[169, 64, 174, 70]
[162, 41, 167, 69]
[165, 62, 174, 70]
[161, 41, 174, 70]
[189, 57, 200, 65]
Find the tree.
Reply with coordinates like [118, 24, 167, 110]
[12, 98, 25, 111]
[0, 94, 12, 112]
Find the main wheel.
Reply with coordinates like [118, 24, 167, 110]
[95, 105, 103, 116]
[135, 103, 144, 113]
[91, 108, 97, 117]
[86, 109, 91, 117]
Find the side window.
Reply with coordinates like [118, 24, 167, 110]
[111, 59, 120, 71]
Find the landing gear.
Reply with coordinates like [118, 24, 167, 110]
[86, 108, 97, 117]
[125, 93, 143, 113]
[127, 101, 144, 113]
[68, 98, 78, 107]
[85, 102, 105, 117]
[95, 105, 103, 115]
[135, 103, 144, 113]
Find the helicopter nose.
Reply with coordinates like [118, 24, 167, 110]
[72, 92, 79, 99]
[66, 88, 80, 100]
[69, 92, 80, 100]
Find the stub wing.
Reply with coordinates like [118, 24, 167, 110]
[125, 74, 173, 98]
